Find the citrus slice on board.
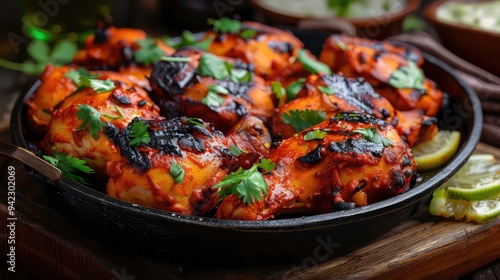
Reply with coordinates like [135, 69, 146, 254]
[411, 130, 461, 171]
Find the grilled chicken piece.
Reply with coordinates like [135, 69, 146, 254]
[216, 112, 415, 220]
[199, 21, 304, 80]
[149, 48, 274, 133]
[39, 72, 161, 176]
[105, 117, 232, 215]
[273, 73, 437, 146]
[319, 34, 442, 117]
[73, 23, 174, 90]
[26, 65, 78, 134]
[225, 115, 272, 170]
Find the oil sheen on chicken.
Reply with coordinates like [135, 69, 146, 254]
[216, 112, 416, 220]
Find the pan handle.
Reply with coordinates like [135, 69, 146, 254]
[0, 141, 61, 182]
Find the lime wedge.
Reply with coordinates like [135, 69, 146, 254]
[412, 130, 461, 171]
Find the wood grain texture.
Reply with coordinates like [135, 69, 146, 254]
[1, 139, 500, 279]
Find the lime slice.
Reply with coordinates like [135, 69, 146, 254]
[429, 154, 500, 223]
[445, 154, 500, 200]
[430, 190, 500, 224]
[411, 130, 461, 171]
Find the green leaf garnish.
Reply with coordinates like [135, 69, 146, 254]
[257, 158, 276, 173]
[129, 120, 151, 147]
[134, 38, 165, 65]
[230, 144, 247, 156]
[79, 76, 115, 93]
[160, 56, 192, 62]
[213, 158, 275, 205]
[202, 84, 229, 107]
[198, 53, 230, 80]
[208, 17, 242, 33]
[304, 129, 327, 141]
[271, 81, 286, 107]
[297, 49, 332, 75]
[76, 104, 105, 139]
[318, 85, 334, 95]
[240, 29, 257, 39]
[0, 39, 78, 74]
[353, 127, 395, 147]
[186, 118, 205, 127]
[335, 39, 349, 51]
[165, 30, 214, 51]
[230, 68, 252, 83]
[389, 61, 425, 90]
[281, 109, 327, 132]
[286, 78, 306, 102]
[43, 147, 94, 185]
[170, 160, 185, 184]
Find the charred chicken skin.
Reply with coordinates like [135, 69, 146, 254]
[319, 34, 443, 117]
[105, 117, 232, 215]
[149, 48, 274, 133]
[273, 73, 437, 146]
[39, 72, 161, 176]
[199, 21, 304, 80]
[216, 112, 416, 220]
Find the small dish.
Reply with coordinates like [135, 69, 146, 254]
[425, 0, 500, 76]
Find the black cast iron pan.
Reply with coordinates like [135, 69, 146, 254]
[4, 30, 482, 264]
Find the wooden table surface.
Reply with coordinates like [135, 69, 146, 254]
[1, 126, 500, 279]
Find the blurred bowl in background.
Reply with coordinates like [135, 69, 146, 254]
[251, 0, 420, 39]
[425, 0, 500, 76]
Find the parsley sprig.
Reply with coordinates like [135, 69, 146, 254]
[165, 30, 214, 51]
[230, 144, 248, 156]
[281, 109, 327, 132]
[389, 61, 425, 90]
[76, 104, 106, 139]
[354, 127, 395, 147]
[198, 53, 252, 83]
[213, 158, 276, 205]
[43, 147, 94, 185]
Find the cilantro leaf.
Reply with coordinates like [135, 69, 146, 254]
[208, 17, 242, 33]
[230, 68, 252, 83]
[230, 144, 247, 156]
[76, 104, 105, 139]
[170, 160, 185, 184]
[213, 158, 275, 205]
[50, 40, 79, 64]
[271, 81, 286, 107]
[257, 158, 276, 173]
[240, 29, 257, 39]
[166, 30, 214, 51]
[198, 53, 230, 80]
[354, 127, 394, 147]
[27, 40, 50, 64]
[281, 109, 327, 132]
[79, 76, 115, 93]
[286, 78, 306, 102]
[186, 118, 205, 127]
[43, 147, 94, 185]
[129, 120, 151, 147]
[202, 84, 229, 107]
[304, 129, 327, 141]
[389, 61, 425, 90]
[318, 85, 334, 95]
[297, 49, 332, 75]
[135, 38, 165, 65]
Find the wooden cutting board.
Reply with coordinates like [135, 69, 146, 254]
[1, 135, 500, 279]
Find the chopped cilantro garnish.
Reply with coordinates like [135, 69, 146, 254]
[75, 104, 105, 139]
[286, 78, 306, 102]
[208, 17, 242, 33]
[354, 127, 394, 147]
[202, 84, 229, 107]
[42, 147, 94, 185]
[389, 61, 425, 90]
[230, 144, 247, 156]
[281, 109, 327, 132]
[213, 158, 275, 205]
[297, 49, 332, 75]
[304, 129, 327, 141]
[198, 53, 230, 80]
[170, 160, 185, 184]
[134, 38, 165, 65]
[129, 120, 151, 147]
[318, 85, 334, 95]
